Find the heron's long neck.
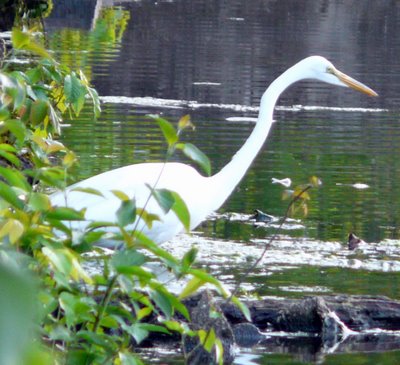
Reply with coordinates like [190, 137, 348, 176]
[208, 65, 301, 211]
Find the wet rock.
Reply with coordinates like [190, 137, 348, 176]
[182, 290, 235, 365]
[232, 322, 264, 347]
[348, 232, 366, 250]
[249, 209, 274, 223]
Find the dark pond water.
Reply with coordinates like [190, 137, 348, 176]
[44, 0, 400, 363]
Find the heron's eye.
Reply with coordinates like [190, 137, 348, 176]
[326, 66, 334, 74]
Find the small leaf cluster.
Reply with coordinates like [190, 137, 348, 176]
[282, 176, 321, 217]
[1, 28, 100, 165]
[155, 114, 211, 176]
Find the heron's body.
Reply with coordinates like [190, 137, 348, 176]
[51, 56, 377, 244]
[51, 163, 213, 243]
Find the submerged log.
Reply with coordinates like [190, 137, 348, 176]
[221, 294, 400, 332]
[143, 292, 400, 364]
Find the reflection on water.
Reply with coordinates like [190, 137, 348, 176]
[45, 0, 400, 363]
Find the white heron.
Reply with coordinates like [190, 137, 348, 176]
[51, 56, 377, 244]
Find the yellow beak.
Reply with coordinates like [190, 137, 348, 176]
[333, 69, 378, 97]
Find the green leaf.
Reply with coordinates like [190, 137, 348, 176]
[33, 167, 66, 188]
[178, 114, 194, 132]
[188, 268, 228, 297]
[116, 199, 136, 227]
[182, 247, 198, 271]
[150, 289, 173, 319]
[45, 207, 85, 221]
[0, 143, 17, 152]
[0, 261, 37, 365]
[42, 247, 72, 283]
[177, 142, 211, 176]
[116, 265, 154, 279]
[98, 315, 119, 329]
[157, 117, 178, 147]
[138, 323, 171, 335]
[126, 323, 149, 345]
[24, 41, 52, 60]
[11, 28, 30, 49]
[70, 187, 104, 198]
[0, 219, 24, 244]
[149, 187, 174, 214]
[0, 74, 22, 110]
[147, 186, 191, 230]
[3, 119, 27, 144]
[30, 100, 49, 126]
[42, 247, 92, 284]
[135, 208, 159, 229]
[111, 189, 130, 201]
[0, 106, 10, 121]
[0, 149, 20, 167]
[198, 328, 216, 353]
[111, 250, 147, 273]
[29, 192, 51, 212]
[179, 276, 206, 299]
[118, 351, 144, 365]
[65, 350, 96, 365]
[59, 292, 94, 327]
[7, 76, 26, 110]
[76, 331, 115, 352]
[149, 285, 189, 320]
[48, 104, 62, 134]
[12, 28, 51, 59]
[0, 181, 24, 209]
[86, 221, 118, 230]
[64, 73, 86, 116]
[170, 191, 190, 231]
[163, 320, 187, 334]
[134, 231, 179, 269]
[0, 166, 30, 191]
[137, 307, 152, 321]
[87, 86, 101, 118]
[42, 140, 66, 154]
[231, 296, 252, 322]
[26, 67, 41, 84]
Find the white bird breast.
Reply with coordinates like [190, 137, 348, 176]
[50, 162, 210, 243]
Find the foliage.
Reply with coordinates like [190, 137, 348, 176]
[16, 0, 54, 21]
[281, 176, 322, 217]
[0, 28, 241, 365]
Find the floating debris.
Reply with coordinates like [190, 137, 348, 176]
[271, 177, 292, 187]
[336, 182, 370, 189]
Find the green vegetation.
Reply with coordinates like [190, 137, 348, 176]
[0, 28, 245, 365]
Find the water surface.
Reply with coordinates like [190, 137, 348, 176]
[45, 1, 400, 363]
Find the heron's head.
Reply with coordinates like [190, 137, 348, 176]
[302, 56, 378, 97]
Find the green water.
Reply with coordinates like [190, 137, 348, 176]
[44, 1, 400, 363]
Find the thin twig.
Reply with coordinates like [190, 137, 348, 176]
[227, 184, 312, 301]
[92, 274, 118, 333]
